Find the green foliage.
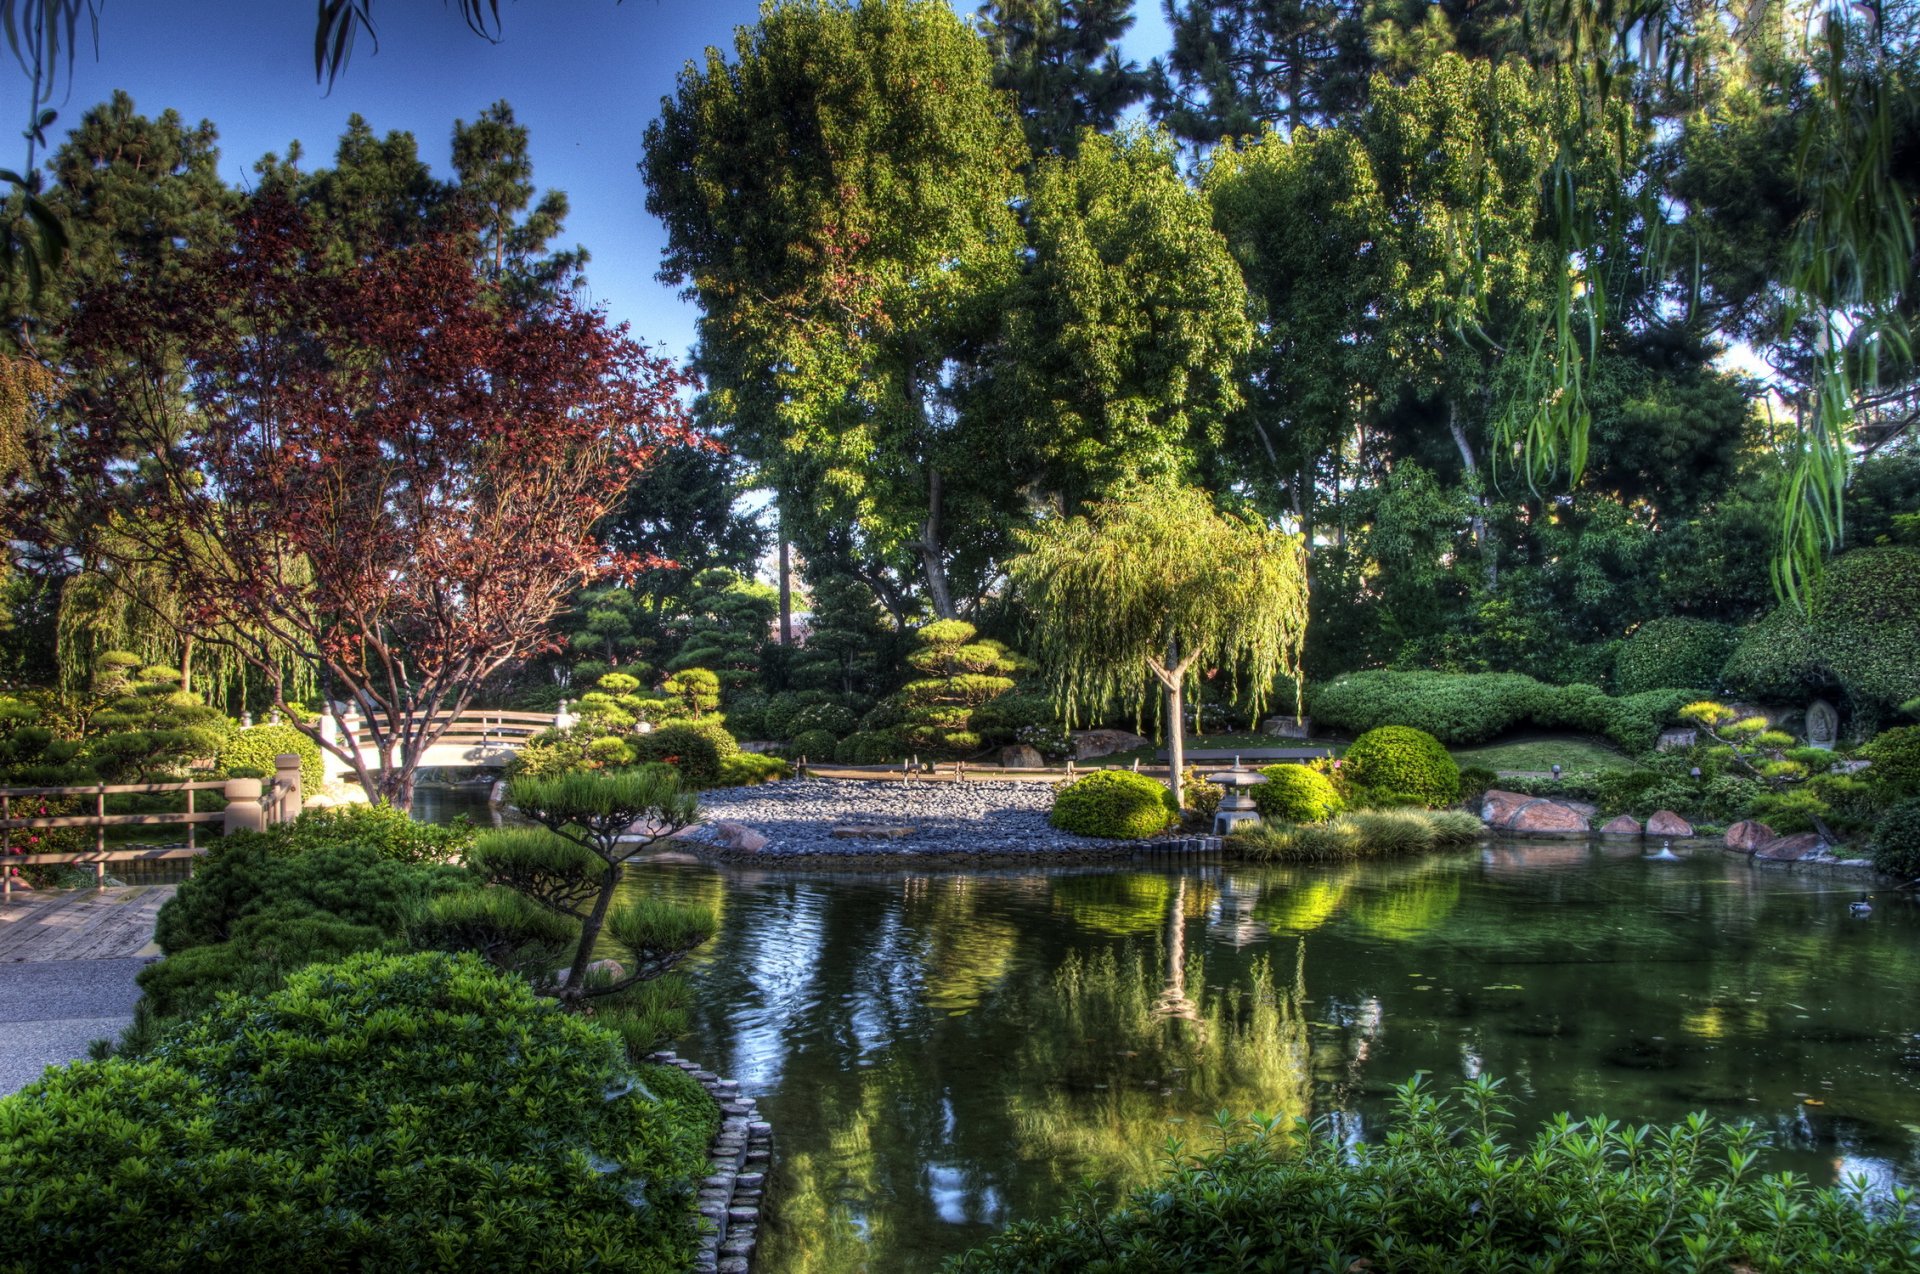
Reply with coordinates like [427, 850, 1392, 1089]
[0, 952, 719, 1272]
[661, 667, 721, 716]
[629, 719, 739, 788]
[1049, 770, 1178, 840]
[1870, 798, 1920, 880]
[951, 1076, 1920, 1271]
[153, 838, 476, 957]
[1613, 618, 1738, 696]
[715, 752, 790, 786]
[1341, 726, 1460, 807]
[895, 619, 1024, 758]
[1862, 726, 1920, 798]
[1251, 764, 1344, 822]
[216, 724, 324, 791]
[267, 801, 474, 865]
[788, 728, 837, 760]
[136, 911, 391, 1020]
[1311, 670, 1694, 754]
[1181, 767, 1223, 818]
[835, 729, 905, 764]
[1228, 809, 1481, 863]
[76, 654, 229, 782]
[1604, 689, 1700, 753]
[1456, 764, 1500, 803]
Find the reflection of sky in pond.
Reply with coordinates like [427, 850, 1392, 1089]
[615, 848, 1920, 1274]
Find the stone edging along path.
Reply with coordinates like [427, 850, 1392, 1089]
[649, 1051, 771, 1274]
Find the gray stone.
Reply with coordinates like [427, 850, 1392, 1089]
[1805, 698, 1840, 749]
[1646, 810, 1693, 838]
[998, 744, 1046, 769]
[1071, 728, 1148, 760]
[1260, 715, 1314, 739]
[1655, 727, 1698, 752]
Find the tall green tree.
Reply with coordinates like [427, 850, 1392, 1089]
[1011, 483, 1308, 806]
[643, 0, 1029, 621]
[975, 0, 1149, 157]
[1151, 0, 1372, 142]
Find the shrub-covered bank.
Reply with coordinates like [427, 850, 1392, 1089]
[0, 952, 719, 1273]
[1227, 808, 1483, 862]
[952, 1077, 1920, 1272]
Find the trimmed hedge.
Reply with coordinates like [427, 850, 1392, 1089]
[1251, 764, 1344, 822]
[1342, 726, 1460, 807]
[1310, 671, 1693, 752]
[951, 1077, 1920, 1271]
[1861, 725, 1920, 798]
[0, 951, 718, 1273]
[1871, 797, 1920, 881]
[1049, 770, 1177, 839]
[1613, 618, 1737, 696]
[217, 724, 324, 791]
[629, 718, 738, 787]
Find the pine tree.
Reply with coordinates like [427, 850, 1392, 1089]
[977, 0, 1150, 157]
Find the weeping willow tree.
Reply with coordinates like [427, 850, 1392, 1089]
[1010, 483, 1308, 808]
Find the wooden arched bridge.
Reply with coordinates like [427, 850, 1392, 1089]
[315, 707, 567, 779]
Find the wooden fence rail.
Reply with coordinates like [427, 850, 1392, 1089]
[2, 753, 306, 900]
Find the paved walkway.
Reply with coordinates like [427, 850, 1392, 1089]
[0, 885, 171, 1095]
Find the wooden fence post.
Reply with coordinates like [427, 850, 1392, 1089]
[223, 777, 266, 836]
[273, 754, 303, 824]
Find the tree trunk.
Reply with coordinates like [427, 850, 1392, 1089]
[778, 531, 793, 646]
[1447, 403, 1497, 591]
[561, 863, 621, 1000]
[920, 467, 956, 620]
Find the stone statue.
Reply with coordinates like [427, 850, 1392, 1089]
[1804, 698, 1839, 749]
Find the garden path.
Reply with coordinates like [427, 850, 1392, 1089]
[0, 885, 170, 1095]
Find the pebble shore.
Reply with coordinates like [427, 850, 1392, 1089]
[678, 778, 1138, 861]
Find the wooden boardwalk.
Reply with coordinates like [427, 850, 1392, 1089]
[0, 885, 173, 963]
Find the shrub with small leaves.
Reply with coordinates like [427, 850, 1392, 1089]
[1613, 617, 1737, 696]
[834, 729, 905, 764]
[217, 724, 325, 791]
[788, 728, 837, 761]
[0, 951, 719, 1273]
[1341, 726, 1460, 807]
[629, 718, 739, 787]
[1871, 797, 1920, 881]
[1861, 726, 1920, 798]
[1251, 764, 1344, 821]
[1049, 770, 1177, 839]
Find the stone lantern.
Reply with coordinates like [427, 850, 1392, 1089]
[1207, 758, 1268, 836]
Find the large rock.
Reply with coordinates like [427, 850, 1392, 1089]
[1260, 715, 1314, 739]
[1072, 729, 1148, 761]
[1482, 789, 1594, 834]
[998, 744, 1046, 769]
[1646, 810, 1694, 838]
[1655, 728, 1698, 753]
[1753, 832, 1827, 862]
[1724, 820, 1775, 853]
[712, 820, 768, 853]
[1598, 814, 1643, 837]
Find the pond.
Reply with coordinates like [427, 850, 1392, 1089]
[615, 844, 1920, 1274]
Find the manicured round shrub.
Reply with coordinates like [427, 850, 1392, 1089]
[788, 701, 858, 739]
[1456, 764, 1500, 804]
[720, 690, 770, 740]
[1252, 764, 1344, 822]
[1861, 725, 1920, 798]
[218, 723, 324, 791]
[630, 719, 739, 787]
[0, 951, 719, 1273]
[1871, 797, 1920, 881]
[1049, 770, 1177, 839]
[788, 728, 837, 760]
[1341, 726, 1460, 807]
[1613, 618, 1738, 696]
[272, 801, 475, 864]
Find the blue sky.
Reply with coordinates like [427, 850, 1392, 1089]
[49, 1, 1171, 366]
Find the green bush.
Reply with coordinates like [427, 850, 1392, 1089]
[1602, 688, 1700, 753]
[951, 1076, 1920, 1272]
[137, 910, 391, 1020]
[217, 724, 325, 791]
[0, 951, 719, 1273]
[268, 801, 474, 864]
[1341, 726, 1460, 807]
[1310, 670, 1690, 753]
[629, 718, 738, 787]
[1049, 770, 1177, 839]
[1861, 725, 1920, 798]
[1870, 797, 1920, 880]
[1228, 808, 1481, 862]
[1747, 788, 1830, 834]
[1613, 618, 1737, 696]
[788, 701, 858, 738]
[1251, 764, 1344, 821]
[1456, 764, 1500, 803]
[154, 838, 476, 955]
[835, 729, 905, 764]
[715, 752, 790, 786]
[788, 728, 837, 760]
[720, 690, 770, 740]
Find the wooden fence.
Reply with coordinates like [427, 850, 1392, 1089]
[2, 753, 305, 900]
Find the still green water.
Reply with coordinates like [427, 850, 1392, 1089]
[612, 844, 1920, 1274]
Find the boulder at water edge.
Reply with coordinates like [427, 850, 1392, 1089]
[1599, 815, 1643, 836]
[1753, 832, 1826, 862]
[1646, 810, 1694, 838]
[712, 820, 769, 853]
[1482, 790, 1595, 834]
[1724, 820, 1775, 853]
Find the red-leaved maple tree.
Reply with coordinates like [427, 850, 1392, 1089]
[57, 194, 698, 809]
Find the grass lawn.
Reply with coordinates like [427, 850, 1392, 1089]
[1450, 735, 1638, 774]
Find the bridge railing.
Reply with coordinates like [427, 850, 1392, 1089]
[320, 707, 568, 768]
[2, 753, 305, 900]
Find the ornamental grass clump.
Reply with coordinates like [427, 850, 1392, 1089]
[952, 1075, 1920, 1271]
[0, 951, 719, 1274]
[1050, 770, 1179, 839]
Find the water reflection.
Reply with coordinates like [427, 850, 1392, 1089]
[616, 848, 1920, 1273]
